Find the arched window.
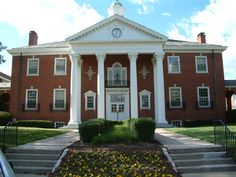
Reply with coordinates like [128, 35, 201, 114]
[107, 62, 127, 86]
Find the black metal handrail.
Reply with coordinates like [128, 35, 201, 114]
[214, 120, 236, 161]
[105, 80, 130, 88]
[0, 121, 18, 151]
[49, 103, 69, 111]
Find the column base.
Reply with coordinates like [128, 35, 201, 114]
[156, 123, 173, 128]
[62, 123, 79, 129]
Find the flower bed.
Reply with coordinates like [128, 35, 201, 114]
[49, 143, 180, 177]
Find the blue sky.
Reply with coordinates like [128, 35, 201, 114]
[0, 0, 235, 79]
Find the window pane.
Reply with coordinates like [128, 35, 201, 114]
[87, 96, 94, 109]
[56, 59, 66, 74]
[170, 88, 181, 107]
[198, 88, 209, 107]
[142, 95, 149, 108]
[55, 90, 65, 109]
[118, 104, 124, 112]
[27, 90, 37, 109]
[197, 57, 207, 72]
[28, 60, 38, 74]
[111, 104, 117, 112]
[110, 94, 125, 103]
[168, 57, 179, 73]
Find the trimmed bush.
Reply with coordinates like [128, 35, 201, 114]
[91, 125, 137, 146]
[79, 119, 124, 143]
[79, 119, 107, 143]
[0, 111, 12, 126]
[182, 120, 214, 127]
[134, 118, 155, 142]
[17, 120, 54, 128]
[226, 110, 236, 123]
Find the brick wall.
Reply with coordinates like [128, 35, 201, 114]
[10, 55, 71, 124]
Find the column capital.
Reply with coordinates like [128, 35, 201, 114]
[96, 53, 106, 62]
[128, 52, 138, 61]
[153, 52, 165, 62]
[151, 57, 156, 65]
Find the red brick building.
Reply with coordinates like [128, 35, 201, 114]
[8, 1, 227, 127]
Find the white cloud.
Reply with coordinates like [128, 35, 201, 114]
[167, 0, 236, 79]
[161, 12, 172, 17]
[0, 0, 103, 44]
[128, 0, 158, 15]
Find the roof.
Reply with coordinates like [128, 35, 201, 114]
[0, 82, 11, 89]
[225, 80, 236, 87]
[0, 72, 11, 82]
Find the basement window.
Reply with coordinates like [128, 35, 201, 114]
[54, 122, 64, 128]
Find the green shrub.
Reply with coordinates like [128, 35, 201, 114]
[91, 125, 137, 146]
[17, 120, 54, 128]
[0, 111, 12, 126]
[134, 118, 155, 142]
[79, 119, 109, 143]
[226, 110, 236, 123]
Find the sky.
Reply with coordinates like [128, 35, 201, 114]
[0, 0, 235, 79]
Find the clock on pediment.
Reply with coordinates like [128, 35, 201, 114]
[111, 28, 122, 38]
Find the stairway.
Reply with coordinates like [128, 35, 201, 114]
[169, 146, 236, 173]
[5, 148, 61, 175]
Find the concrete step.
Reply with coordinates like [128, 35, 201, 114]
[9, 159, 57, 167]
[171, 151, 227, 160]
[174, 158, 234, 166]
[13, 166, 52, 174]
[7, 148, 61, 154]
[6, 153, 60, 160]
[168, 146, 223, 154]
[177, 164, 236, 173]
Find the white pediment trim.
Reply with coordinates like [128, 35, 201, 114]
[66, 15, 168, 42]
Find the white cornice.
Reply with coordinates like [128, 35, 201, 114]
[164, 45, 227, 53]
[66, 15, 168, 42]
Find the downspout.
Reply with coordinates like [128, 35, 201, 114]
[17, 53, 23, 113]
[211, 49, 218, 117]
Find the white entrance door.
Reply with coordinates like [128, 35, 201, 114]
[106, 89, 129, 121]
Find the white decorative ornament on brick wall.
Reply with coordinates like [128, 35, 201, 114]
[86, 66, 96, 80]
[139, 65, 149, 79]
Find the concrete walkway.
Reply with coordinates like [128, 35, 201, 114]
[155, 128, 236, 177]
[13, 130, 79, 177]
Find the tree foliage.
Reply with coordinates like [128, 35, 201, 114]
[0, 42, 7, 64]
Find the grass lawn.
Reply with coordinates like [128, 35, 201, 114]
[17, 127, 69, 145]
[166, 124, 236, 143]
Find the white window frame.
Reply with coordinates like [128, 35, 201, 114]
[169, 87, 183, 108]
[167, 56, 181, 74]
[195, 56, 208, 73]
[53, 89, 66, 110]
[84, 90, 96, 110]
[25, 89, 38, 110]
[54, 58, 67, 75]
[197, 86, 211, 108]
[54, 122, 65, 128]
[107, 62, 127, 83]
[139, 89, 151, 110]
[27, 58, 39, 76]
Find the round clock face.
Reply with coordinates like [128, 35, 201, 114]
[112, 28, 122, 38]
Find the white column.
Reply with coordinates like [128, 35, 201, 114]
[152, 58, 158, 125]
[68, 53, 82, 127]
[128, 53, 138, 118]
[154, 52, 168, 127]
[96, 53, 106, 118]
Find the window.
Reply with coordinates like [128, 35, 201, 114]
[107, 62, 127, 86]
[54, 122, 64, 128]
[84, 90, 96, 110]
[196, 56, 208, 73]
[27, 58, 39, 75]
[169, 87, 182, 108]
[54, 58, 67, 75]
[53, 89, 66, 110]
[139, 90, 151, 109]
[171, 120, 182, 127]
[197, 87, 210, 108]
[26, 89, 38, 110]
[168, 56, 180, 73]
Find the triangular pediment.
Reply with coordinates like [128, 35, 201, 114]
[66, 15, 168, 42]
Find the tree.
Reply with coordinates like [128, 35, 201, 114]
[0, 42, 7, 64]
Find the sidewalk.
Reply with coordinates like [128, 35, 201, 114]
[155, 128, 236, 177]
[13, 130, 79, 177]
